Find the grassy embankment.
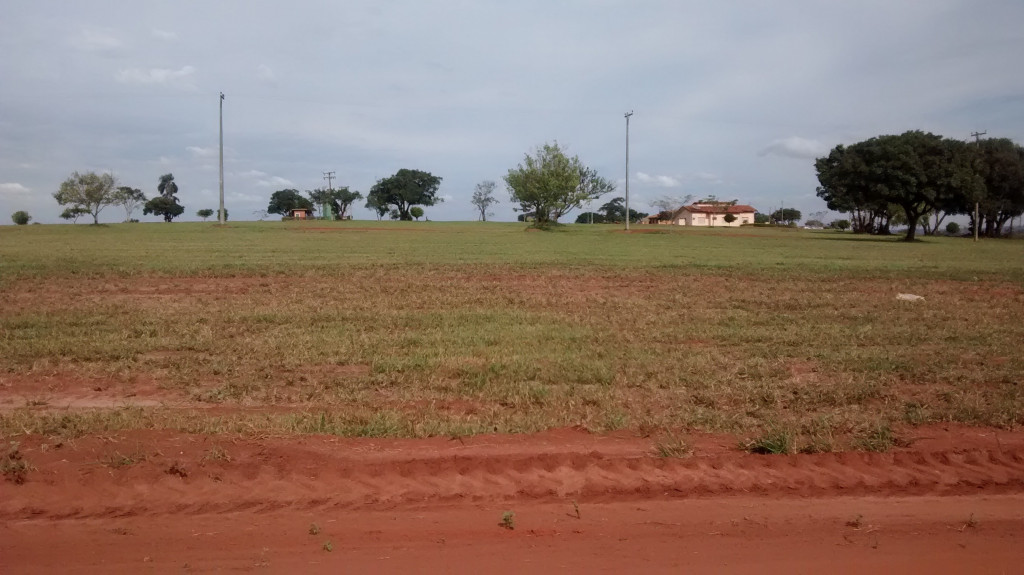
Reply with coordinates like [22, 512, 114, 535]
[1, 221, 1021, 451]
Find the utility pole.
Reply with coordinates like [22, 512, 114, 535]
[218, 92, 225, 225]
[624, 111, 633, 231]
[322, 171, 335, 220]
[971, 131, 986, 242]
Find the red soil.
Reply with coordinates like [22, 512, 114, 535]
[3, 426, 1024, 573]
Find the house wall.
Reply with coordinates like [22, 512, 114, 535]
[675, 211, 754, 227]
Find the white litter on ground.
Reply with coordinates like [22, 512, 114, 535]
[896, 293, 925, 302]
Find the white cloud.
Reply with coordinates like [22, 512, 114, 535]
[186, 146, 218, 159]
[239, 170, 268, 178]
[0, 182, 31, 196]
[256, 176, 295, 188]
[694, 172, 723, 185]
[115, 65, 196, 86]
[759, 137, 829, 160]
[152, 29, 178, 40]
[256, 64, 276, 83]
[636, 172, 681, 188]
[439, 194, 453, 202]
[72, 28, 122, 52]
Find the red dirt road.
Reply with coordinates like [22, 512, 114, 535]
[3, 426, 1024, 573]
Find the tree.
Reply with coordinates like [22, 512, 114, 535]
[816, 132, 982, 241]
[575, 211, 606, 224]
[471, 180, 499, 221]
[60, 207, 89, 223]
[649, 194, 694, 214]
[410, 206, 424, 221]
[946, 222, 961, 235]
[197, 209, 214, 221]
[754, 213, 771, 224]
[112, 186, 146, 222]
[144, 173, 184, 222]
[53, 171, 117, 224]
[143, 196, 184, 221]
[11, 211, 30, 225]
[218, 208, 229, 222]
[365, 194, 388, 221]
[831, 219, 851, 231]
[268, 189, 313, 216]
[307, 187, 363, 220]
[366, 169, 442, 221]
[504, 142, 613, 226]
[771, 208, 802, 225]
[971, 138, 1024, 237]
[724, 213, 738, 224]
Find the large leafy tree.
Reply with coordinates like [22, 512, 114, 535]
[53, 171, 117, 225]
[112, 186, 146, 222]
[144, 173, 184, 222]
[366, 169, 442, 221]
[971, 138, 1024, 237]
[471, 180, 499, 221]
[816, 131, 981, 241]
[307, 187, 363, 220]
[504, 142, 614, 226]
[770, 208, 802, 225]
[365, 194, 388, 221]
[268, 189, 314, 216]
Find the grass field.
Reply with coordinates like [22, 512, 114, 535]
[1, 221, 1022, 451]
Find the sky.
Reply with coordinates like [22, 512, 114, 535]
[2, 1, 1023, 224]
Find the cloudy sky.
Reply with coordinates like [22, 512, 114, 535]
[2, 1, 1023, 223]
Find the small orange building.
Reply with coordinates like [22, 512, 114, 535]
[289, 208, 313, 219]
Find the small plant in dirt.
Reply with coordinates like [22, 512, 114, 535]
[743, 426, 794, 455]
[961, 513, 978, 531]
[571, 500, 581, 519]
[846, 514, 864, 529]
[322, 541, 333, 552]
[653, 436, 692, 458]
[499, 511, 515, 530]
[309, 523, 321, 535]
[201, 446, 231, 463]
[853, 423, 898, 452]
[2, 442, 32, 484]
[102, 447, 148, 468]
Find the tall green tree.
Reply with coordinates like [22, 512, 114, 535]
[471, 180, 499, 221]
[197, 209, 215, 221]
[504, 142, 613, 226]
[365, 194, 388, 221]
[770, 208, 802, 225]
[268, 189, 314, 216]
[366, 169, 442, 221]
[972, 138, 1024, 237]
[307, 187, 363, 220]
[11, 211, 31, 225]
[144, 173, 184, 222]
[816, 131, 981, 241]
[112, 186, 146, 222]
[53, 171, 117, 225]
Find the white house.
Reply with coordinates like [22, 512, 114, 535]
[670, 202, 757, 227]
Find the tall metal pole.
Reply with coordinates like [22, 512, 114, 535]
[971, 131, 986, 242]
[323, 171, 335, 220]
[218, 92, 225, 225]
[624, 111, 633, 231]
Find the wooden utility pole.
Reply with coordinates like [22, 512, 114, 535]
[322, 171, 335, 220]
[971, 131, 986, 242]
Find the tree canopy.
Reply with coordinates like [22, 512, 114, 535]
[366, 169, 442, 221]
[771, 208, 802, 225]
[815, 131, 999, 240]
[268, 189, 314, 216]
[504, 142, 614, 226]
[197, 209, 215, 221]
[11, 211, 31, 225]
[53, 171, 117, 225]
[307, 187, 362, 220]
[144, 173, 184, 222]
[113, 186, 146, 222]
[471, 180, 499, 221]
[598, 197, 647, 223]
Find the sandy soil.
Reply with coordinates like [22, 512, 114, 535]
[3, 426, 1024, 573]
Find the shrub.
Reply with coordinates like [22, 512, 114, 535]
[946, 222, 961, 235]
[11, 211, 31, 225]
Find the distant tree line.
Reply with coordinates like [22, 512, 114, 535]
[816, 131, 1024, 241]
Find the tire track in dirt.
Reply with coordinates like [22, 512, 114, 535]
[4, 442, 1024, 521]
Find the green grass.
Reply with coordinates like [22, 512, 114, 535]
[1, 220, 1021, 281]
[1, 222, 1022, 445]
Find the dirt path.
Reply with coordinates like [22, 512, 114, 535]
[3, 426, 1024, 573]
